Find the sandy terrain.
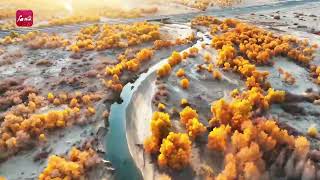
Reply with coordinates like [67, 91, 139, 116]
[125, 1, 320, 180]
[0, 0, 319, 180]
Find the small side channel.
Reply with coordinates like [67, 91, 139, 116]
[104, 47, 174, 179]
[104, 81, 143, 180]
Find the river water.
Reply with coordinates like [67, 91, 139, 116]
[105, 82, 143, 180]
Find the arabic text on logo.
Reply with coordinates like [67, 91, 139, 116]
[16, 10, 33, 27]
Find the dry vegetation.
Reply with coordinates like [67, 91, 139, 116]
[143, 15, 319, 180]
[0, 11, 198, 178]
[0, 0, 245, 30]
[39, 147, 101, 180]
[0, 92, 101, 155]
[165, 0, 243, 10]
[0, 0, 161, 30]
[0, 0, 319, 178]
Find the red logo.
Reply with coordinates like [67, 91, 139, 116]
[16, 10, 33, 27]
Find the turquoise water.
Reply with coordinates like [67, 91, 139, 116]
[104, 49, 171, 180]
[105, 83, 143, 180]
